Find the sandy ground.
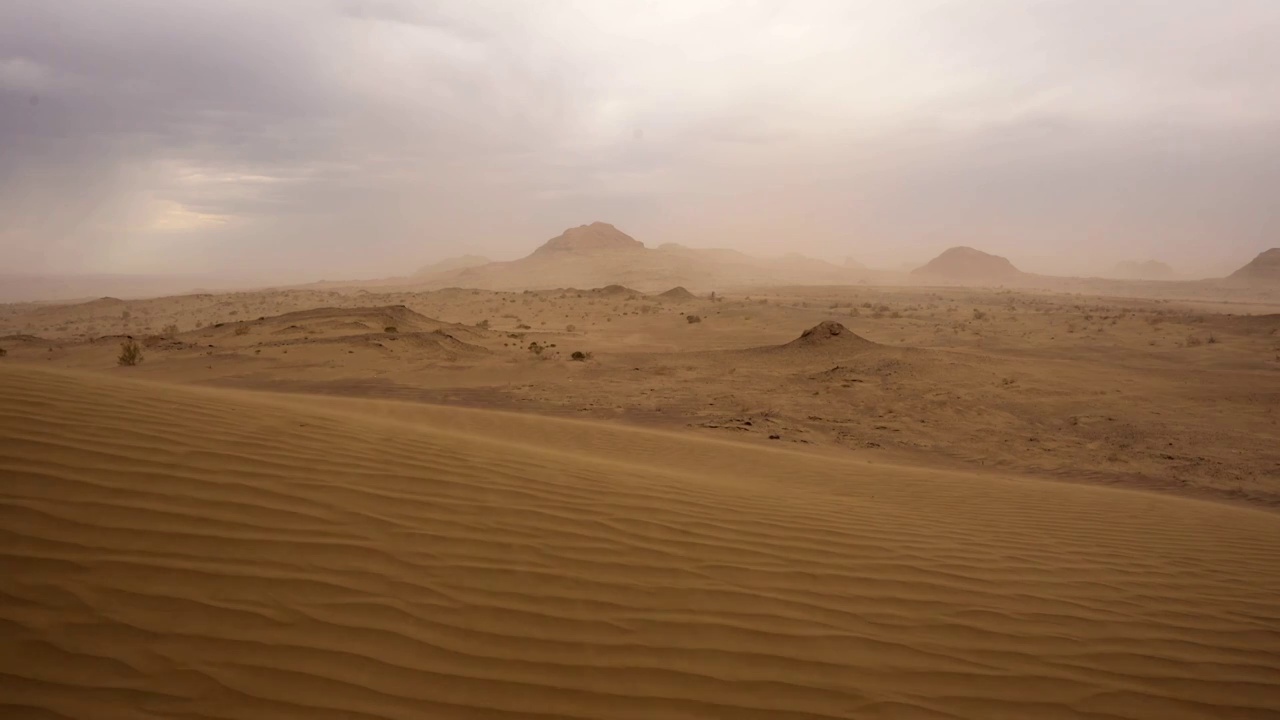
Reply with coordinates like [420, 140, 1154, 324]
[4, 284, 1277, 507]
[2, 281, 1280, 718]
[3, 364, 1280, 719]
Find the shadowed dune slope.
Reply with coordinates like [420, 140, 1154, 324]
[2, 365, 1280, 720]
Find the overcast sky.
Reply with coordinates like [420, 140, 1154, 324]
[2, 0, 1277, 280]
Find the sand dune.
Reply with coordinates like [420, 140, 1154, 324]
[2, 365, 1279, 719]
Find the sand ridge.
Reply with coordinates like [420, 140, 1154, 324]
[3, 364, 1280, 719]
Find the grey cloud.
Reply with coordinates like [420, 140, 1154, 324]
[1, 0, 1277, 280]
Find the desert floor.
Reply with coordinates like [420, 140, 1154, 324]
[2, 283, 1280, 718]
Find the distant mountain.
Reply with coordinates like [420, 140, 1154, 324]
[911, 247, 1023, 284]
[414, 254, 491, 276]
[1229, 249, 1280, 283]
[1113, 260, 1174, 280]
[531, 222, 645, 255]
[411, 223, 871, 292]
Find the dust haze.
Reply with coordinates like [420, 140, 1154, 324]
[4, 3, 1280, 719]
[3, 0, 1279, 292]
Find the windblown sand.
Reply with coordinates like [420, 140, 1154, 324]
[2, 364, 1279, 719]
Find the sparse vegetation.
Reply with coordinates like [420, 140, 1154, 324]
[528, 341, 545, 355]
[162, 323, 179, 337]
[234, 325, 250, 336]
[1185, 334, 1203, 347]
[0, 347, 6, 358]
[686, 314, 702, 324]
[117, 339, 143, 366]
[384, 326, 398, 333]
[570, 351, 592, 361]
[566, 324, 577, 332]
[477, 319, 491, 329]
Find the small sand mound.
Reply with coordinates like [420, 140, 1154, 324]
[590, 284, 642, 297]
[258, 305, 447, 334]
[786, 321, 875, 349]
[657, 286, 696, 301]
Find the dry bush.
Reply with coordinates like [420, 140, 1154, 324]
[1185, 334, 1204, 347]
[570, 350, 592, 361]
[566, 324, 577, 332]
[117, 339, 143, 366]
[384, 326, 398, 333]
[0, 347, 6, 358]
[162, 323, 179, 336]
[972, 309, 988, 320]
[234, 325, 250, 336]
[686, 314, 702, 324]
[477, 319, 491, 329]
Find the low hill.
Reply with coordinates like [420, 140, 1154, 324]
[3, 365, 1279, 718]
[1229, 248, 1280, 283]
[912, 246, 1023, 284]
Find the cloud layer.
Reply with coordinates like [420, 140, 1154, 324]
[3, 0, 1278, 279]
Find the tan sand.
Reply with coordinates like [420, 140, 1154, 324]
[2, 364, 1279, 719]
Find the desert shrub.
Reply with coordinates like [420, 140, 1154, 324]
[686, 314, 702, 324]
[121, 310, 131, 321]
[528, 341, 545, 355]
[384, 326, 398, 333]
[1185, 334, 1203, 347]
[1207, 334, 1218, 344]
[570, 351, 592, 361]
[0, 347, 6, 357]
[477, 319, 491, 329]
[162, 323, 179, 336]
[972, 309, 988, 320]
[234, 324, 250, 336]
[117, 339, 143, 366]
[566, 324, 577, 332]
[517, 323, 532, 330]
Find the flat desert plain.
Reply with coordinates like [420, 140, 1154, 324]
[3, 283, 1280, 719]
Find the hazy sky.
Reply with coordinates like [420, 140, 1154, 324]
[2, 0, 1277, 280]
